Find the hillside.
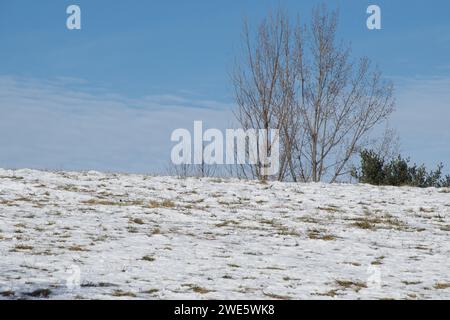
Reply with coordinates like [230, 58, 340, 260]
[0, 168, 449, 299]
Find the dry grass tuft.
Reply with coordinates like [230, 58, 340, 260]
[434, 282, 450, 290]
[141, 255, 155, 262]
[112, 290, 137, 297]
[147, 199, 175, 208]
[307, 229, 337, 241]
[335, 279, 367, 292]
[263, 292, 292, 300]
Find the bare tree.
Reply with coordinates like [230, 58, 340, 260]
[233, 5, 395, 182]
[166, 162, 193, 178]
[232, 10, 292, 181]
[166, 141, 217, 178]
[166, 162, 217, 179]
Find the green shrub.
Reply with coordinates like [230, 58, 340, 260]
[352, 149, 450, 188]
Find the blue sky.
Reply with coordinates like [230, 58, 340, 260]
[0, 0, 449, 173]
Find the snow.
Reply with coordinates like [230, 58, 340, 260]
[0, 168, 449, 300]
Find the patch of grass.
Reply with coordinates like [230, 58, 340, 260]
[142, 289, 159, 294]
[371, 256, 385, 265]
[0, 199, 18, 206]
[319, 234, 336, 241]
[161, 199, 175, 207]
[0, 290, 15, 297]
[335, 280, 355, 288]
[351, 214, 408, 231]
[313, 289, 340, 297]
[14, 196, 33, 202]
[295, 216, 321, 224]
[260, 219, 301, 237]
[265, 266, 285, 270]
[260, 219, 276, 226]
[112, 290, 137, 297]
[150, 227, 161, 235]
[210, 192, 223, 198]
[351, 219, 377, 230]
[434, 282, 450, 290]
[183, 284, 214, 294]
[68, 245, 89, 252]
[26, 288, 52, 298]
[318, 205, 342, 213]
[147, 199, 175, 208]
[130, 218, 145, 225]
[228, 263, 241, 268]
[217, 200, 233, 206]
[307, 229, 336, 241]
[92, 234, 108, 242]
[127, 226, 138, 233]
[192, 286, 212, 294]
[343, 262, 361, 267]
[215, 220, 240, 228]
[402, 280, 422, 286]
[141, 255, 155, 262]
[12, 244, 33, 251]
[8, 175, 24, 181]
[335, 280, 367, 292]
[263, 292, 292, 300]
[277, 227, 301, 237]
[60, 184, 81, 192]
[81, 282, 117, 288]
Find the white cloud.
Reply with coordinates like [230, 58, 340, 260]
[0, 75, 236, 173]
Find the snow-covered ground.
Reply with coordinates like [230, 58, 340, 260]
[0, 168, 449, 300]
